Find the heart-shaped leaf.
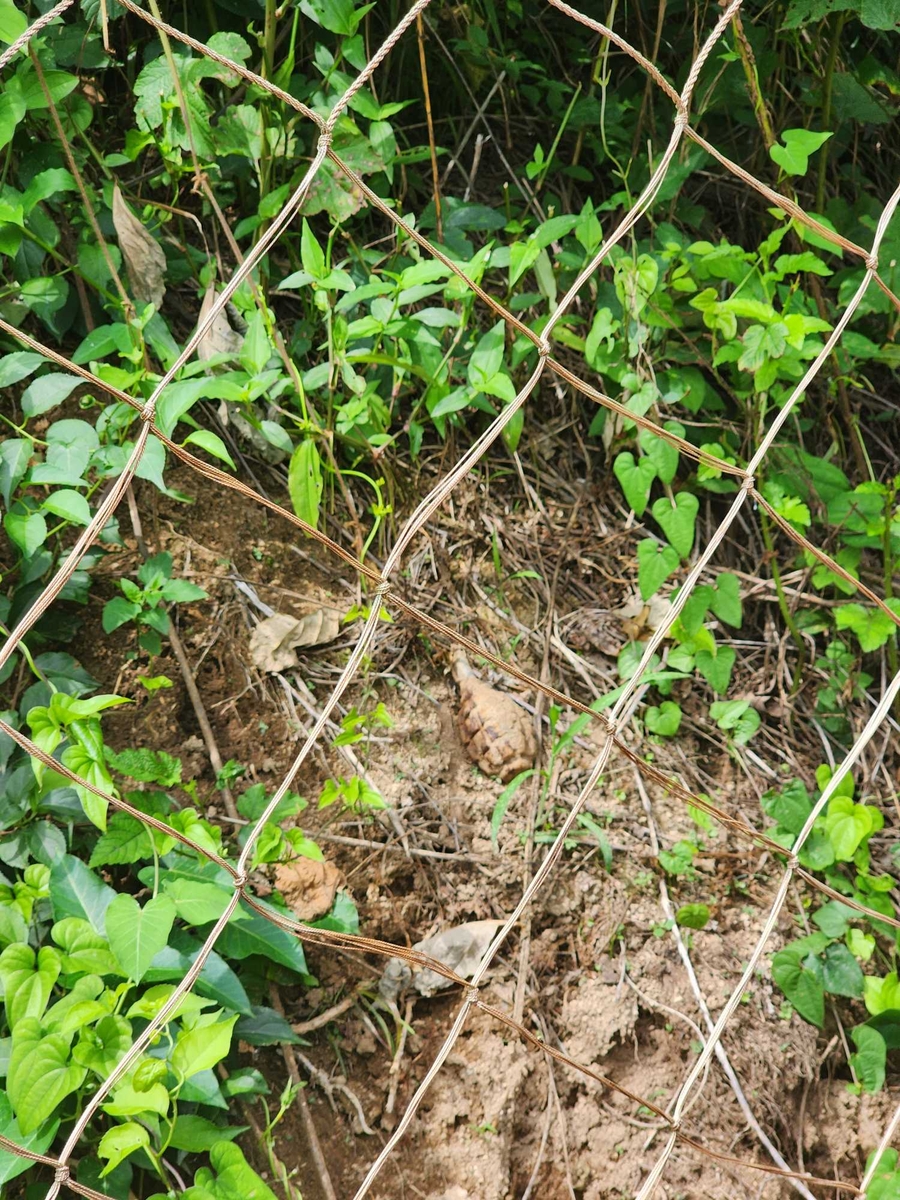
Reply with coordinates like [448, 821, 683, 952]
[652, 492, 698, 559]
[105, 894, 176, 983]
[637, 538, 679, 600]
[614, 452, 657, 516]
[695, 644, 736, 694]
[639, 426, 681, 485]
[645, 701, 682, 737]
[711, 572, 742, 627]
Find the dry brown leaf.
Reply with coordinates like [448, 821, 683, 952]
[196, 282, 242, 363]
[275, 858, 341, 921]
[249, 609, 342, 673]
[379, 920, 506, 1002]
[112, 185, 166, 310]
[451, 654, 535, 782]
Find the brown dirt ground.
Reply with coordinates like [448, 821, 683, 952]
[61, 440, 900, 1200]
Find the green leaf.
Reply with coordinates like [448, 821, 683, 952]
[695, 644, 736, 694]
[172, 1013, 238, 1079]
[168, 1116, 247, 1153]
[105, 746, 182, 787]
[769, 128, 832, 177]
[98, 1122, 149, 1177]
[865, 972, 900, 1017]
[105, 893, 176, 983]
[711, 573, 742, 627]
[240, 311, 270, 376]
[50, 918, 121, 977]
[102, 1081, 170, 1118]
[20, 374, 81, 417]
[468, 322, 506, 387]
[822, 943, 864, 998]
[0, 944, 60, 1029]
[709, 699, 760, 744]
[162, 879, 235, 926]
[49, 855, 116, 934]
[4, 511, 46, 557]
[823, 795, 877, 861]
[859, 0, 899, 29]
[300, 218, 327, 280]
[184, 430, 236, 470]
[7, 1018, 87, 1134]
[645, 701, 682, 737]
[835, 603, 899, 653]
[637, 538, 679, 600]
[0, 1093, 59, 1186]
[675, 903, 710, 929]
[213, 900, 307, 975]
[0, 351, 46, 387]
[762, 778, 812, 834]
[613, 452, 657, 517]
[771, 948, 824, 1026]
[0, 438, 31, 507]
[639, 428, 680, 485]
[811, 901, 857, 938]
[102, 597, 141, 633]
[0, 0, 27, 44]
[288, 439, 323, 531]
[71, 1013, 131, 1076]
[43, 489, 91, 526]
[651, 492, 698, 558]
[234, 1005, 302, 1046]
[850, 1025, 886, 1094]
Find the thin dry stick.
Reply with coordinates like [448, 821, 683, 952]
[416, 12, 442, 241]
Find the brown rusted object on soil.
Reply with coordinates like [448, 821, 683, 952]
[451, 650, 536, 782]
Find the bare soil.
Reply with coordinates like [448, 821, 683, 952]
[67, 435, 899, 1200]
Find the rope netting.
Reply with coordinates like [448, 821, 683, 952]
[1, 1, 899, 1197]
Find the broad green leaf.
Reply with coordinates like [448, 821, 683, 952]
[823, 795, 878, 861]
[4, 511, 46, 557]
[168, 1115, 246, 1152]
[468, 322, 505, 386]
[102, 1081, 170, 1118]
[850, 1025, 886, 1094]
[234, 1005, 302, 1046]
[162, 879, 235, 926]
[675, 903, 709, 929]
[0, 944, 60, 1029]
[102, 596, 141, 633]
[637, 539, 679, 600]
[49, 854, 116, 934]
[300, 219, 327, 280]
[651, 492, 698, 558]
[183, 430, 236, 470]
[98, 1122, 149, 1177]
[0, 437, 30, 507]
[0, 1, 27, 44]
[639, 427, 680, 485]
[0, 1092, 59, 1186]
[613, 452, 657, 516]
[71, 1013, 131, 1076]
[213, 900, 307, 975]
[761, 779, 812, 834]
[710, 573, 742, 627]
[7, 1018, 87, 1134]
[865, 972, 900, 1016]
[771, 948, 824, 1026]
[105, 893, 175, 982]
[287, 439, 322, 531]
[20, 374, 81, 417]
[695, 644, 736, 694]
[198, 1141, 279, 1200]
[0, 351, 46, 387]
[239, 311, 270, 376]
[43, 489, 91, 526]
[822, 943, 864, 998]
[50, 918, 121, 976]
[645, 701, 682, 737]
[770, 129, 832, 177]
[835, 603, 900, 653]
[172, 1013, 238, 1079]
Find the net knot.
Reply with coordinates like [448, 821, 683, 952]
[739, 473, 756, 491]
[787, 853, 800, 872]
[54, 1165, 70, 1185]
[373, 579, 392, 601]
[233, 869, 249, 890]
[316, 130, 333, 155]
[537, 339, 552, 359]
[673, 107, 689, 130]
[140, 399, 156, 424]
[865, 253, 878, 272]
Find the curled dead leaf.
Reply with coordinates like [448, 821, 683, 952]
[112, 185, 166, 310]
[451, 653, 535, 782]
[275, 858, 341, 921]
[196, 282, 243, 363]
[379, 919, 506, 1003]
[249, 609, 342, 673]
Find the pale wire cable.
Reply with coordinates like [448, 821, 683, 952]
[0, 2, 897, 1200]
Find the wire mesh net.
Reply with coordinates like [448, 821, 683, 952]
[1, 1, 899, 1197]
